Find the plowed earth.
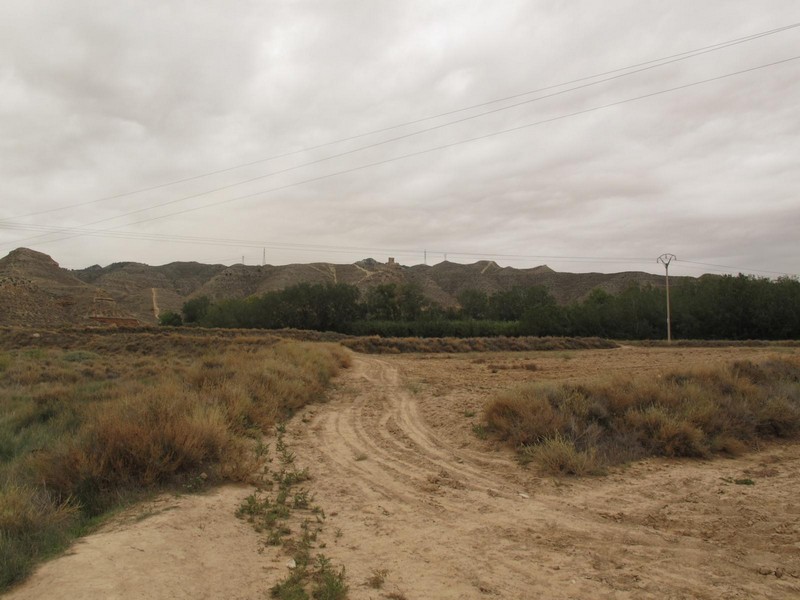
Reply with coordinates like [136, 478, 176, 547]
[7, 347, 800, 599]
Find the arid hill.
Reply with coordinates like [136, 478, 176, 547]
[2, 248, 678, 326]
[0, 248, 137, 327]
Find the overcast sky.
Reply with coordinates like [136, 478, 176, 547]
[1, 1, 798, 277]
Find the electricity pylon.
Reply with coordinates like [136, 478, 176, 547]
[657, 253, 677, 342]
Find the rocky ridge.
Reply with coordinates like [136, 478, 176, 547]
[1, 248, 676, 327]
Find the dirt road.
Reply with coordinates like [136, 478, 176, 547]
[293, 355, 800, 599]
[7, 349, 799, 599]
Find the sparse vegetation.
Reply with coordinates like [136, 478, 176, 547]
[483, 356, 800, 474]
[0, 335, 350, 591]
[237, 428, 347, 600]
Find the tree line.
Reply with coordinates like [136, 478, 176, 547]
[159, 274, 800, 340]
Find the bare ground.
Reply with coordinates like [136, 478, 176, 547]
[7, 347, 800, 599]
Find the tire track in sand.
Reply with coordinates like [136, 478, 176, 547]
[318, 357, 515, 502]
[286, 355, 800, 600]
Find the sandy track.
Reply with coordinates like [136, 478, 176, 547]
[7, 350, 800, 599]
[151, 287, 160, 319]
[292, 355, 800, 599]
[5, 486, 271, 600]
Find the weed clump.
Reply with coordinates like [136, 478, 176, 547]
[239, 429, 347, 600]
[482, 356, 800, 475]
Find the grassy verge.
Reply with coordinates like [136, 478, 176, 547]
[481, 356, 800, 475]
[0, 338, 350, 591]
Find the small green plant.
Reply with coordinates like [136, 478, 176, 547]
[239, 428, 347, 599]
[722, 477, 755, 486]
[271, 576, 308, 600]
[353, 452, 368, 461]
[366, 568, 388, 589]
[312, 570, 347, 600]
[183, 473, 208, 492]
[293, 489, 313, 509]
[463, 409, 476, 418]
[472, 423, 488, 439]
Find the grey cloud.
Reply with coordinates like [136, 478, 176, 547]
[1, 0, 798, 277]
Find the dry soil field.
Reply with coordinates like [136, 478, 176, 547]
[7, 346, 800, 599]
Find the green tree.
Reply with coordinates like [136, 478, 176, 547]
[182, 296, 211, 324]
[365, 284, 401, 321]
[458, 289, 489, 319]
[158, 311, 183, 326]
[398, 283, 427, 321]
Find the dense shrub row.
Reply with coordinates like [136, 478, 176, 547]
[341, 335, 617, 354]
[163, 274, 800, 340]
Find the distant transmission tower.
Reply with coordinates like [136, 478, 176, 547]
[657, 253, 677, 342]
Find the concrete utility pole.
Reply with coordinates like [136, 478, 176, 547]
[657, 253, 677, 342]
[424, 250, 427, 265]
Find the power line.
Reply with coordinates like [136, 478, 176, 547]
[678, 259, 792, 277]
[3, 20, 797, 225]
[6, 56, 800, 260]
[0, 221, 649, 263]
[14, 53, 795, 252]
[8, 31, 796, 251]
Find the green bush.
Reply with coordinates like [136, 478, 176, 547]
[158, 311, 183, 326]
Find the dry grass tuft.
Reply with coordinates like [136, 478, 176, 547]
[483, 355, 800, 475]
[521, 435, 601, 476]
